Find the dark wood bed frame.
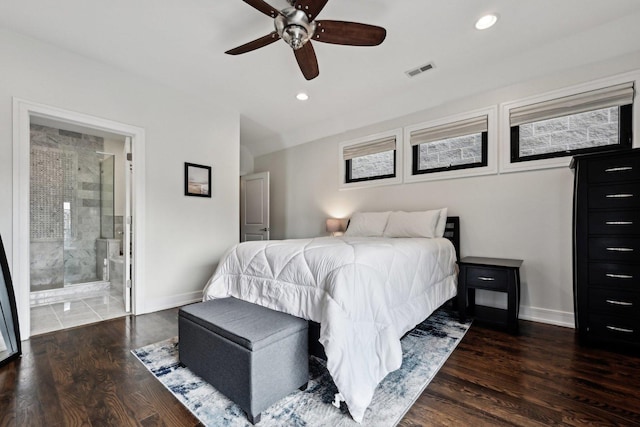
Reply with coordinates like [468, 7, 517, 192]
[444, 216, 460, 260]
[308, 216, 461, 359]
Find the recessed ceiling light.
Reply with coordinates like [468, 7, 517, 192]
[475, 14, 498, 30]
[296, 92, 309, 101]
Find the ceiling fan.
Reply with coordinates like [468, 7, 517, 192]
[226, 0, 387, 80]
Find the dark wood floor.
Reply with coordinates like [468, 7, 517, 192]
[401, 320, 640, 427]
[1, 310, 639, 426]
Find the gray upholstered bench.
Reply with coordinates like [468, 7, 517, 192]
[178, 298, 309, 424]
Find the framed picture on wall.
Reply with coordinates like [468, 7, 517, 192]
[184, 162, 212, 198]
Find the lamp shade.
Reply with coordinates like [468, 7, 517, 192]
[326, 218, 342, 233]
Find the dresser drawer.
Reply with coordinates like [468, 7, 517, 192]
[464, 266, 508, 291]
[587, 156, 640, 183]
[588, 288, 639, 317]
[588, 211, 640, 235]
[588, 183, 640, 209]
[588, 314, 640, 342]
[589, 263, 640, 289]
[588, 237, 640, 262]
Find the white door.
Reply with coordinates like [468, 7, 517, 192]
[240, 172, 270, 241]
[123, 137, 132, 312]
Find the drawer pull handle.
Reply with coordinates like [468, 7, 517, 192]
[606, 325, 634, 333]
[606, 221, 633, 225]
[605, 194, 634, 198]
[606, 273, 633, 279]
[605, 247, 634, 252]
[605, 299, 633, 307]
[605, 166, 633, 173]
[477, 276, 495, 281]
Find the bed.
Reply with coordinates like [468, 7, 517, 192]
[202, 210, 460, 423]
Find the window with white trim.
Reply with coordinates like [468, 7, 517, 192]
[510, 82, 634, 163]
[339, 129, 402, 188]
[410, 115, 488, 175]
[344, 135, 396, 182]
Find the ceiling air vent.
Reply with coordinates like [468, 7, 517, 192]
[405, 62, 435, 78]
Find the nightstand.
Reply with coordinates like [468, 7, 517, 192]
[458, 256, 523, 334]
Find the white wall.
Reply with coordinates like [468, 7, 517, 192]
[0, 28, 240, 326]
[239, 144, 255, 176]
[254, 52, 640, 328]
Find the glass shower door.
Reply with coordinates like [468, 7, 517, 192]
[62, 151, 114, 286]
[100, 155, 115, 240]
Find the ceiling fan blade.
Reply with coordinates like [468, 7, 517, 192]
[313, 20, 386, 46]
[241, 0, 280, 18]
[294, 42, 319, 80]
[225, 32, 280, 55]
[293, 0, 329, 21]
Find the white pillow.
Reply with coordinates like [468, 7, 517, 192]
[383, 210, 440, 238]
[344, 211, 390, 237]
[434, 208, 448, 238]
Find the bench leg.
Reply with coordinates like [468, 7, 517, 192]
[247, 412, 261, 424]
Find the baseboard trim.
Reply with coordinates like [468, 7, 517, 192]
[140, 291, 202, 314]
[473, 291, 575, 329]
[138, 292, 576, 329]
[519, 305, 575, 329]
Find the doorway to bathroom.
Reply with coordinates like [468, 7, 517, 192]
[28, 121, 132, 335]
[13, 98, 146, 340]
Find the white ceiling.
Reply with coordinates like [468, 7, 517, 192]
[2, 0, 640, 157]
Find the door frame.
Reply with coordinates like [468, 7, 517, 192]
[123, 137, 133, 312]
[12, 98, 146, 340]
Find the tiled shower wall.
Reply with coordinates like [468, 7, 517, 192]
[30, 124, 105, 289]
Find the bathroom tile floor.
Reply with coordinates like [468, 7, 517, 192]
[30, 286, 128, 336]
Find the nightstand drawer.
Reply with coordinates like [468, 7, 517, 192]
[588, 314, 640, 342]
[465, 266, 508, 290]
[589, 211, 640, 235]
[588, 237, 640, 262]
[589, 183, 640, 209]
[589, 263, 640, 289]
[587, 156, 640, 183]
[588, 288, 639, 317]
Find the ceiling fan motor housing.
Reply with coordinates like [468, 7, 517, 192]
[275, 7, 316, 50]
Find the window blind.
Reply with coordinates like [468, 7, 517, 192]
[410, 116, 488, 146]
[510, 82, 634, 127]
[343, 135, 396, 160]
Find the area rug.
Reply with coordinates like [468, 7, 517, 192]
[132, 308, 471, 427]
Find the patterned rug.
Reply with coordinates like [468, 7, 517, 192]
[132, 308, 471, 427]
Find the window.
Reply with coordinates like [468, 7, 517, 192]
[403, 107, 498, 183]
[339, 129, 402, 189]
[345, 136, 396, 183]
[509, 82, 634, 163]
[410, 116, 488, 175]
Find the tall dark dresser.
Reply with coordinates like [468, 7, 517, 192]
[571, 148, 640, 351]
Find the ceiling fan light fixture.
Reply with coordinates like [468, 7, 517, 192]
[283, 25, 308, 49]
[275, 7, 316, 50]
[475, 14, 498, 30]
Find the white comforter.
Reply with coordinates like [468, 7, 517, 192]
[203, 236, 457, 422]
